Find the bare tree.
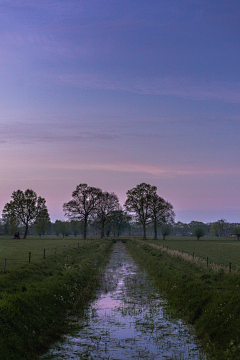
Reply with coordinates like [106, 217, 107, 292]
[63, 184, 102, 240]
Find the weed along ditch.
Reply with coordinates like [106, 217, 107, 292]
[41, 241, 206, 360]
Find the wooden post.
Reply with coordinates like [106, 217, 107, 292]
[29, 252, 31, 264]
[78, 243, 79, 248]
[3, 259, 7, 274]
[44, 248, 45, 259]
[182, 250, 183, 255]
[193, 252, 194, 259]
[207, 257, 208, 267]
[229, 262, 231, 273]
[64, 245, 65, 251]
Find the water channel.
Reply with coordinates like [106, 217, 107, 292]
[41, 242, 206, 360]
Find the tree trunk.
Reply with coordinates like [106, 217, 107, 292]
[197, 236, 199, 241]
[23, 223, 28, 239]
[101, 220, 105, 239]
[143, 223, 146, 240]
[163, 235, 166, 240]
[83, 218, 87, 240]
[153, 219, 157, 240]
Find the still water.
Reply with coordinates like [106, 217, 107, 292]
[41, 242, 206, 360]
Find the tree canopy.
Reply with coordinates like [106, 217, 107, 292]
[2, 189, 49, 239]
[63, 184, 102, 239]
[124, 183, 174, 240]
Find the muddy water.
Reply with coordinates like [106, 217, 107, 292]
[41, 242, 206, 360]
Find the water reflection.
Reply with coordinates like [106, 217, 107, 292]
[41, 242, 206, 359]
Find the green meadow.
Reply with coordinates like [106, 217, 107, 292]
[144, 236, 240, 270]
[0, 235, 99, 273]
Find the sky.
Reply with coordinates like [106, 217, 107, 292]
[0, 0, 240, 223]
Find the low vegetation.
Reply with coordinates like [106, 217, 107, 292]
[126, 239, 240, 359]
[0, 238, 113, 360]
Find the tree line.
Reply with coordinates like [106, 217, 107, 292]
[1, 184, 240, 241]
[1, 183, 174, 240]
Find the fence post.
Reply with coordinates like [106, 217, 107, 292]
[207, 257, 208, 267]
[64, 245, 65, 251]
[3, 259, 7, 274]
[229, 262, 231, 273]
[29, 252, 31, 264]
[44, 249, 45, 259]
[78, 243, 79, 248]
[182, 250, 183, 255]
[193, 252, 194, 259]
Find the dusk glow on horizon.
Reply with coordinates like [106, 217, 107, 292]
[1, 1, 240, 223]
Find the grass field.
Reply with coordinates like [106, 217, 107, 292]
[143, 236, 240, 269]
[0, 235, 100, 273]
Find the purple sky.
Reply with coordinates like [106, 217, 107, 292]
[1, 0, 240, 223]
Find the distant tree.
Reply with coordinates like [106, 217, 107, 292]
[54, 220, 69, 239]
[149, 193, 175, 240]
[70, 220, 80, 236]
[95, 191, 120, 238]
[233, 226, 240, 241]
[63, 184, 102, 240]
[210, 222, 221, 237]
[34, 220, 51, 238]
[217, 219, 228, 237]
[193, 226, 205, 241]
[162, 225, 171, 240]
[125, 183, 155, 240]
[53, 220, 61, 236]
[2, 189, 49, 239]
[34, 208, 51, 238]
[111, 209, 132, 237]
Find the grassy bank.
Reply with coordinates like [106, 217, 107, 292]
[0, 239, 113, 360]
[126, 239, 240, 360]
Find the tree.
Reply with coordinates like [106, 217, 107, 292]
[149, 193, 175, 240]
[162, 225, 171, 240]
[111, 209, 131, 237]
[193, 226, 205, 241]
[63, 184, 102, 240]
[125, 183, 174, 240]
[210, 222, 221, 237]
[34, 206, 51, 238]
[54, 220, 69, 239]
[2, 189, 49, 239]
[95, 191, 120, 238]
[125, 183, 155, 240]
[233, 226, 240, 241]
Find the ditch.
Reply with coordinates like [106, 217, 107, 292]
[40, 241, 206, 360]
